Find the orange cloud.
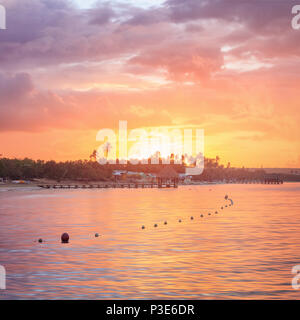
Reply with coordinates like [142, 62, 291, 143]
[0, 0, 299, 167]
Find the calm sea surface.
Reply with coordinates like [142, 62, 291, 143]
[1, 183, 300, 299]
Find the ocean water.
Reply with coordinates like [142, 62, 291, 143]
[1, 183, 300, 299]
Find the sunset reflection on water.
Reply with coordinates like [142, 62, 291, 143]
[1, 183, 300, 299]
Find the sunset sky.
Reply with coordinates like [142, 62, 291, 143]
[0, 0, 300, 167]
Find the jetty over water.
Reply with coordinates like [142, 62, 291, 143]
[236, 179, 283, 184]
[38, 182, 178, 189]
[263, 178, 283, 184]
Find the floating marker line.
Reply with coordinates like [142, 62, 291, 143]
[141, 195, 234, 230]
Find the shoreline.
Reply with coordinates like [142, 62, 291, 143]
[0, 180, 295, 191]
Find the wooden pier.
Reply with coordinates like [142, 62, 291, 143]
[262, 178, 283, 184]
[234, 178, 283, 184]
[38, 182, 178, 189]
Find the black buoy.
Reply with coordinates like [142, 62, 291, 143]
[38, 238, 43, 243]
[208, 213, 211, 215]
[95, 233, 100, 237]
[142, 225, 145, 229]
[215, 211, 218, 214]
[179, 219, 182, 223]
[190, 216, 194, 220]
[225, 205, 228, 208]
[200, 214, 203, 217]
[164, 221, 167, 225]
[154, 224, 158, 228]
[61, 233, 69, 243]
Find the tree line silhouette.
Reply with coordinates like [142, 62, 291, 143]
[0, 155, 270, 182]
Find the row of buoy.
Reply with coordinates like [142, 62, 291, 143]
[37, 232, 100, 244]
[37, 195, 234, 240]
[141, 210, 220, 229]
[141, 195, 234, 230]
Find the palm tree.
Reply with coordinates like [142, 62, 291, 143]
[89, 150, 97, 161]
[215, 156, 220, 167]
[103, 142, 112, 160]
